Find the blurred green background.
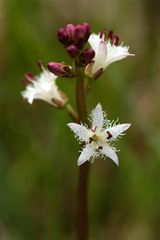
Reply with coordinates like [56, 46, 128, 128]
[0, 0, 160, 239]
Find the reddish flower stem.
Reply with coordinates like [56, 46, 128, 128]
[74, 61, 90, 240]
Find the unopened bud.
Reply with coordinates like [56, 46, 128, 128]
[57, 28, 69, 45]
[48, 62, 72, 77]
[79, 48, 95, 65]
[66, 44, 79, 57]
[82, 23, 91, 41]
[73, 23, 91, 48]
[65, 24, 75, 39]
[57, 22, 91, 50]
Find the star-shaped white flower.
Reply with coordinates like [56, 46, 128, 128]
[67, 103, 131, 166]
[21, 68, 68, 108]
[85, 31, 134, 78]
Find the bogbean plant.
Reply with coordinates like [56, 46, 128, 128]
[21, 23, 134, 240]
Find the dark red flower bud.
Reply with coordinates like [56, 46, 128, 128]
[79, 48, 95, 65]
[57, 28, 69, 45]
[48, 62, 72, 77]
[57, 23, 91, 50]
[73, 23, 91, 48]
[64, 24, 75, 39]
[66, 44, 79, 57]
[82, 22, 91, 41]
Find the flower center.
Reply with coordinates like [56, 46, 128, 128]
[89, 132, 105, 144]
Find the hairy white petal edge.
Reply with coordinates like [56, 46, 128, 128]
[78, 145, 95, 166]
[67, 123, 91, 142]
[101, 145, 119, 166]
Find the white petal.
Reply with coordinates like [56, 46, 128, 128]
[104, 43, 134, 68]
[78, 144, 95, 166]
[91, 103, 104, 131]
[67, 123, 91, 142]
[91, 40, 107, 75]
[107, 123, 131, 139]
[88, 33, 101, 52]
[101, 145, 119, 165]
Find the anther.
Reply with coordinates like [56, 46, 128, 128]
[108, 30, 113, 41]
[112, 35, 119, 46]
[100, 29, 107, 41]
[98, 146, 103, 150]
[107, 131, 113, 139]
[91, 126, 97, 132]
[37, 60, 45, 71]
[89, 137, 93, 143]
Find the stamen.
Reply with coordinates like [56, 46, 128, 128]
[108, 31, 120, 46]
[95, 146, 103, 152]
[91, 126, 97, 132]
[100, 29, 106, 41]
[37, 60, 45, 71]
[98, 146, 103, 150]
[108, 30, 113, 41]
[22, 72, 35, 86]
[89, 137, 93, 143]
[112, 36, 119, 46]
[107, 131, 113, 139]
[25, 72, 34, 81]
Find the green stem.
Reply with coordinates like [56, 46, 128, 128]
[75, 61, 90, 240]
[65, 103, 79, 122]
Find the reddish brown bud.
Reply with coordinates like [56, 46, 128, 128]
[66, 44, 79, 57]
[79, 48, 95, 65]
[48, 62, 72, 77]
[65, 24, 75, 39]
[57, 28, 69, 45]
[57, 23, 91, 50]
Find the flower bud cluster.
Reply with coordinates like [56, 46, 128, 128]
[21, 22, 134, 109]
[47, 23, 95, 77]
[58, 23, 91, 57]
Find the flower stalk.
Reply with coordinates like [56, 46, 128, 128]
[74, 60, 90, 240]
[21, 22, 134, 240]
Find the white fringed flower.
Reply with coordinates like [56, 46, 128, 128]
[21, 69, 68, 108]
[85, 31, 134, 78]
[67, 103, 131, 166]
